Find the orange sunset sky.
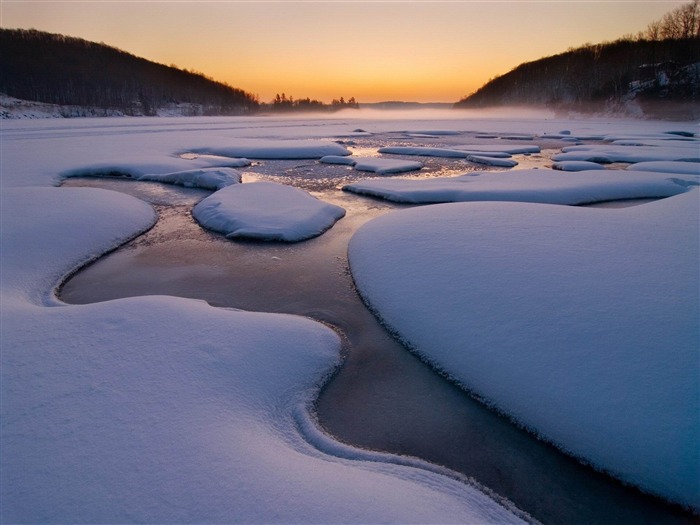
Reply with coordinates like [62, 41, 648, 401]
[0, 0, 689, 103]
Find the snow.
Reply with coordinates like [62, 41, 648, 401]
[2, 113, 699, 521]
[189, 139, 351, 159]
[0, 118, 529, 524]
[627, 160, 700, 176]
[320, 155, 357, 165]
[378, 146, 473, 158]
[138, 167, 242, 190]
[453, 144, 541, 154]
[353, 157, 423, 174]
[553, 161, 607, 171]
[193, 181, 346, 241]
[344, 168, 695, 204]
[553, 144, 700, 164]
[468, 155, 518, 167]
[348, 190, 699, 511]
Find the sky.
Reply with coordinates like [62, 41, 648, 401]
[0, 0, 690, 103]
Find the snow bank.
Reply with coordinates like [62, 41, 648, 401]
[348, 190, 699, 511]
[353, 157, 423, 174]
[344, 168, 694, 204]
[193, 182, 346, 241]
[138, 167, 241, 190]
[627, 160, 700, 176]
[553, 144, 700, 164]
[189, 139, 351, 159]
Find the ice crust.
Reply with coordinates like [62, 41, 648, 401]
[344, 168, 694, 204]
[192, 181, 346, 241]
[553, 143, 700, 163]
[553, 161, 607, 171]
[348, 190, 699, 511]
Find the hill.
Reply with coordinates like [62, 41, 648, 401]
[454, 38, 699, 118]
[0, 29, 259, 116]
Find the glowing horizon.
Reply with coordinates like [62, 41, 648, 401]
[0, 0, 689, 104]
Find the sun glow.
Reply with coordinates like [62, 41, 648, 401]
[0, 0, 689, 103]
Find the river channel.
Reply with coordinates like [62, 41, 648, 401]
[59, 142, 695, 525]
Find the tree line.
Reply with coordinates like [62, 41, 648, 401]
[0, 28, 259, 116]
[455, 1, 699, 113]
[262, 93, 359, 113]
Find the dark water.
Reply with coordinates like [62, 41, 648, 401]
[59, 151, 697, 525]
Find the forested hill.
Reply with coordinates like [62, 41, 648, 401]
[0, 29, 259, 116]
[454, 38, 699, 118]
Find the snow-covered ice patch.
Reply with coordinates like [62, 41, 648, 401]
[193, 181, 346, 242]
[553, 144, 700, 164]
[453, 144, 540, 155]
[320, 155, 357, 165]
[627, 161, 700, 176]
[553, 161, 607, 172]
[353, 157, 423, 175]
[189, 139, 351, 159]
[378, 146, 471, 158]
[179, 153, 252, 168]
[138, 167, 241, 190]
[344, 168, 694, 205]
[348, 190, 699, 511]
[468, 155, 518, 168]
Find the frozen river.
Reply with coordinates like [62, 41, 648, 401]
[60, 132, 695, 525]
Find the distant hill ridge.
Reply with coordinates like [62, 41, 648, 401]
[454, 38, 699, 118]
[0, 28, 259, 116]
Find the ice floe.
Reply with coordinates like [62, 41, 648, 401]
[344, 168, 694, 204]
[378, 146, 473, 158]
[348, 190, 699, 511]
[189, 139, 351, 159]
[553, 144, 700, 164]
[138, 167, 242, 190]
[353, 157, 423, 174]
[627, 160, 700, 176]
[468, 155, 518, 168]
[553, 161, 607, 171]
[193, 182, 346, 241]
[320, 155, 357, 165]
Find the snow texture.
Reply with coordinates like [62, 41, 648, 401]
[344, 168, 694, 204]
[193, 181, 346, 241]
[353, 157, 423, 174]
[138, 167, 242, 190]
[348, 190, 699, 511]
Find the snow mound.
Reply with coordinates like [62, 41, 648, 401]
[348, 190, 699, 511]
[193, 182, 346, 241]
[627, 161, 700, 176]
[553, 161, 607, 171]
[138, 167, 242, 190]
[320, 155, 357, 165]
[190, 139, 351, 159]
[468, 155, 518, 168]
[343, 168, 694, 204]
[180, 153, 252, 168]
[353, 158, 423, 174]
[553, 144, 700, 164]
